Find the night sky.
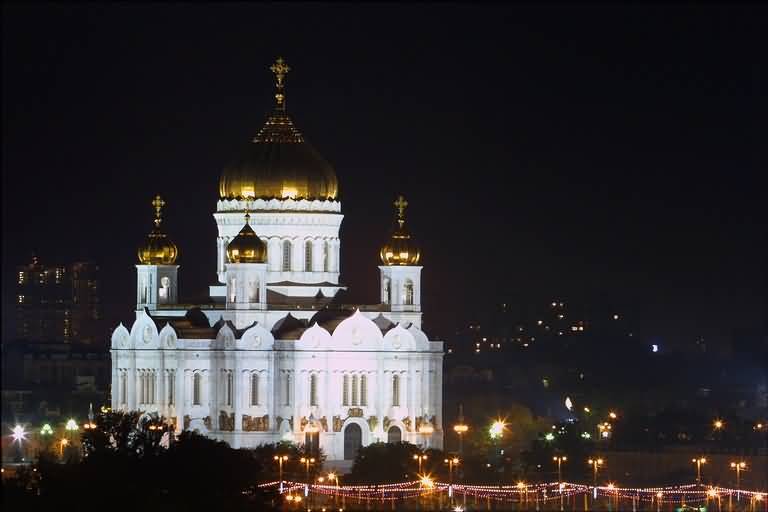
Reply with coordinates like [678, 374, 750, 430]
[2, 4, 765, 347]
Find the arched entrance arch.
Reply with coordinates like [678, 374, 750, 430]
[344, 423, 362, 460]
[387, 426, 402, 444]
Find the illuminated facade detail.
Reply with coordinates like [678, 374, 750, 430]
[111, 59, 443, 460]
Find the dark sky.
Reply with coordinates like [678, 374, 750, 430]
[2, 3, 765, 346]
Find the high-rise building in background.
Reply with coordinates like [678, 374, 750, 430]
[15, 256, 104, 345]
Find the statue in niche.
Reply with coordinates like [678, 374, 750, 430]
[402, 417, 412, 432]
[168, 417, 177, 431]
[183, 415, 191, 430]
[368, 416, 378, 432]
[415, 415, 424, 432]
[348, 407, 363, 418]
[319, 416, 328, 432]
[300, 416, 309, 431]
[219, 411, 234, 431]
[243, 414, 269, 431]
[203, 416, 212, 430]
[333, 415, 343, 432]
[383, 416, 391, 431]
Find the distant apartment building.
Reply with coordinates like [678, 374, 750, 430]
[15, 256, 104, 345]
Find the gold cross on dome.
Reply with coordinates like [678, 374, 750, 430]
[270, 57, 290, 88]
[152, 195, 165, 226]
[394, 195, 408, 218]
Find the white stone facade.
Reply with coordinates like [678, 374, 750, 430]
[111, 198, 443, 460]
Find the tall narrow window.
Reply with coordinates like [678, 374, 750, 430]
[342, 374, 349, 406]
[149, 371, 155, 405]
[120, 371, 127, 405]
[360, 374, 368, 406]
[168, 371, 175, 406]
[226, 371, 233, 406]
[383, 278, 391, 304]
[323, 241, 330, 272]
[282, 240, 292, 271]
[140, 372, 146, 404]
[352, 375, 359, 406]
[193, 373, 201, 406]
[305, 240, 313, 272]
[392, 374, 400, 407]
[250, 373, 259, 406]
[310, 374, 318, 406]
[404, 280, 414, 305]
[284, 374, 291, 406]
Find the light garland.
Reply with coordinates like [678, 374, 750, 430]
[259, 480, 767, 505]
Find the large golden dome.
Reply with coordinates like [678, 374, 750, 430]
[218, 58, 338, 200]
[138, 195, 178, 265]
[226, 213, 267, 263]
[380, 195, 421, 266]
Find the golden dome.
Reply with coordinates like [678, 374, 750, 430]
[138, 195, 178, 265]
[380, 195, 421, 266]
[226, 213, 267, 263]
[218, 57, 338, 200]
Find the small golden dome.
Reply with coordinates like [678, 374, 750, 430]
[226, 213, 267, 263]
[218, 57, 338, 200]
[380, 195, 421, 266]
[138, 195, 178, 265]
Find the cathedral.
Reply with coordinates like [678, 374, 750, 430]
[110, 58, 444, 460]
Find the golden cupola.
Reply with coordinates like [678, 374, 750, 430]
[138, 195, 178, 265]
[218, 57, 339, 200]
[380, 195, 421, 266]
[226, 212, 267, 263]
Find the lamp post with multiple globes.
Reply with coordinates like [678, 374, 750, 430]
[692, 457, 707, 484]
[274, 454, 288, 493]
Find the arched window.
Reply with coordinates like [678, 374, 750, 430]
[226, 371, 233, 407]
[323, 240, 330, 272]
[304, 240, 313, 272]
[392, 374, 400, 407]
[404, 279, 414, 305]
[342, 374, 349, 406]
[250, 373, 259, 406]
[360, 374, 368, 406]
[310, 374, 318, 406]
[351, 375, 359, 406]
[229, 277, 237, 303]
[282, 240, 292, 271]
[193, 373, 201, 405]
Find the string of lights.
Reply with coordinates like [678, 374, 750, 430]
[260, 480, 766, 505]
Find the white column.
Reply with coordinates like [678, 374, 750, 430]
[128, 353, 137, 410]
[234, 363, 243, 433]
[175, 369, 185, 432]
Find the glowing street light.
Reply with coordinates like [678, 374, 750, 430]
[453, 404, 469, 455]
[730, 461, 747, 490]
[413, 453, 428, 474]
[11, 425, 26, 443]
[587, 458, 604, 486]
[274, 454, 288, 493]
[59, 438, 69, 458]
[553, 455, 567, 482]
[692, 457, 707, 483]
[40, 424, 53, 436]
[444, 457, 460, 485]
[608, 411, 617, 420]
[713, 419, 724, 430]
[489, 420, 505, 439]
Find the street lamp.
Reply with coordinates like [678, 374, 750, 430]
[413, 453, 428, 474]
[274, 455, 288, 493]
[730, 461, 747, 490]
[453, 405, 469, 455]
[587, 458, 604, 486]
[444, 457, 460, 485]
[713, 419, 724, 430]
[489, 420, 505, 439]
[553, 455, 567, 482]
[299, 456, 315, 484]
[11, 425, 26, 443]
[692, 457, 707, 484]
[59, 438, 69, 458]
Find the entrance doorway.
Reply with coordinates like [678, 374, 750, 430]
[343, 423, 362, 460]
[387, 426, 402, 443]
